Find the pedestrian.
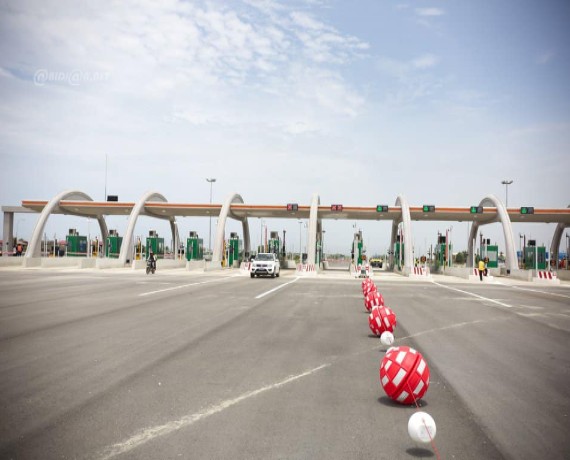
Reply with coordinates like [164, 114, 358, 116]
[478, 258, 485, 281]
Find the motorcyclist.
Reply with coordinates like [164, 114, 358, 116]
[147, 250, 156, 270]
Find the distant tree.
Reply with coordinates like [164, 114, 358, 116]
[455, 251, 467, 264]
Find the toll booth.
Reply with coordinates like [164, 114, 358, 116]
[435, 235, 452, 267]
[352, 231, 365, 265]
[393, 242, 404, 269]
[186, 231, 204, 261]
[146, 230, 165, 259]
[268, 231, 280, 255]
[105, 229, 122, 258]
[66, 229, 87, 257]
[480, 243, 498, 269]
[524, 241, 546, 270]
[228, 232, 242, 266]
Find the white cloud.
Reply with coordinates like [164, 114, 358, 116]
[0, 66, 14, 78]
[415, 8, 445, 17]
[290, 11, 327, 31]
[412, 54, 440, 69]
[377, 54, 440, 76]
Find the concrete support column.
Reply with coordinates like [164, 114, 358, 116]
[307, 193, 320, 267]
[2, 211, 14, 256]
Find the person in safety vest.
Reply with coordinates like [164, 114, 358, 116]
[478, 258, 485, 281]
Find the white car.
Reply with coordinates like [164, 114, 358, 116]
[251, 253, 280, 278]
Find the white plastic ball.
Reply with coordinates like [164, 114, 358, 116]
[408, 412, 436, 443]
[380, 331, 394, 346]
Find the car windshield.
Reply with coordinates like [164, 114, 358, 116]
[255, 253, 274, 261]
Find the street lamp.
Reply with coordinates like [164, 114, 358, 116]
[298, 220, 302, 265]
[174, 221, 178, 260]
[519, 233, 524, 269]
[566, 233, 570, 270]
[15, 218, 25, 243]
[260, 218, 265, 252]
[501, 180, 513, 208]
[206, 178, 216, 254]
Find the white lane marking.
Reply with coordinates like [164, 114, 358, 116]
[512, 286, 570, 299]
[139, 277, 234, 297]
[97, 363, 330, 460]
[431, 281, 514, 308]
[399, 319, 494, 341]
[515, 305, 545, 310]
[255, 277, 299, 299]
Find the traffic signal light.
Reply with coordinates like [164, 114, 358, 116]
[520, 207, 534, 215]
[470, 206, 483, 214]
[331, 204, 343, 212]
[287, 203, 298, 211]
[422, 205, 435, 212]
[376, 205, 389, 212]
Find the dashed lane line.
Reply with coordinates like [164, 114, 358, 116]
[431, 281, 514, 308]
[97, 363, 330, 460]
[255, 277, 300, 299]
[139, 276, 239, 297]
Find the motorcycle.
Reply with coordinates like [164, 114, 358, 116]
[146, 258, 156, 275]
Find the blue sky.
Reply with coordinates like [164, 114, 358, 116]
[1, 0, 569, 256]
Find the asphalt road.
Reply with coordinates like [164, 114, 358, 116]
[0, 268, 569, 460]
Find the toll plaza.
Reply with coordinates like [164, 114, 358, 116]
[1, 190, 569, 281]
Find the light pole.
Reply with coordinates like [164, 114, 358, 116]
[519, 233, 524, 269]
[566, 233, 570, 270]
[298, 220, 302, 265]
[501, 179, 513, 208]
[206, 178, 216, 254]
[566, 233, 569, 270]
[15, 218, 25, 244]
[322, 229, 326, 262]
[174, 221, 178, 260]
[260, 218, 265, 252]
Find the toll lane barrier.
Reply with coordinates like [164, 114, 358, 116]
[408, 266, 432, 280]
[239, 261, 252, 276]
[533, 270, 560, 284]
[352, 263, 373, 278]
[296, 263, 317, 276]
[468, 268, 494, 282]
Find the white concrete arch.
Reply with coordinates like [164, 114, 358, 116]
[212, 193, 250, 264]
[467, 194, 517, 271]
[550, 205, 569, 267]
[307, 193, 320, 266]
[389, 195, 413, 273]
[119, 191, 174, 264]
[25, 190, 109, 258]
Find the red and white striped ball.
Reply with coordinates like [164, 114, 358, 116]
[361, 279, 375, 295]
[361, 278, 372, 291]
[364, 291, 384, 312]
[380, 346, 430, 405]
[368, 305, 396, 336]
[363, 282, 377, 297]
